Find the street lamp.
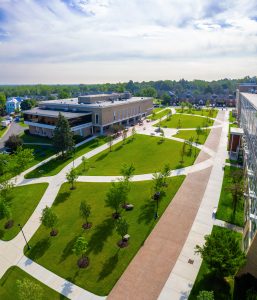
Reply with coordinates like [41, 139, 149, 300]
[18, 224, 31, 250]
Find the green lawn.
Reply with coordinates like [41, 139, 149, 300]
[216, 166, 244, 227]
[229, 111, 236, 123]
[176, 108, 218, 118]
[153, 107, 163, 113]
[157, 114, 214, 129]
[20, 132, 52, 144]
[0, 126, 8, 137]
[76, 134, 199, 176]
[0, 266, 67, 300]
[0, 183, 48, 241]
[147, 108, 171, 120]
[26, 178, 185, 295]
[25, 137, 107, 179]
[173, 129, 211, 144]
[24, 145, 55, 168]
[189, 226, 241, 300]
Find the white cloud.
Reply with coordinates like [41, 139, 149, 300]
[0, 0, 256, 83]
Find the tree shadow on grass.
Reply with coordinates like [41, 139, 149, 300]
[54, 192, 71, 206]
[95, 152, 109, 162]
[88, 218, 115, 255]
[138, 198, 156, 225]
[59, 234, 81, 263]
[28, 237, 51, 260]
[0, 229, 4, 239]
[190, 271, 231, 300]
[114, 145, 123, 152]
[98, 250, 120, 281]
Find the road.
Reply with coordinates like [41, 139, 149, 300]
[0, 122, 25, 150]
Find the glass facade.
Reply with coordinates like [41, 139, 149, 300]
[239, 93, 257, 250]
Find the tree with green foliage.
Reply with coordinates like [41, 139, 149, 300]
[180, 102, 186, 112]
[40, 206, 58, 236]
[226, 180, 244, 217]
[107, 135, 113, 152]
[161, 92, 171, 105]
[197, 290, 214, 300]
[0, 199, 11, 221]
[116, 218, 129, 240]
[195, 230, 246, 278]
[180, 142, 187, 164]
[5, 135, 23, 152]
[140, 87, 157, 98]
[66, 167, 78, 190]
[160, 129, 165, 142]
[73, 236, 89, 268]
[206, 99, 210, 108]
[94, 137, 99, 146]
[53, 113, 74, 158]
[122, 129, 127, 144]
[120, 163, 135, 182]
[14, 147, 34, 174]
[161, 164, 171, 187]
[0, 177, 14, 202]
[105, 181, 125, 218]
[152, 172, 164, 219]
[80, 201, 91, 228]
[0, 92, 6, 115]
[81, 156, 89, 172]
[20, 99, 36, 111]
[16, 278, 43, 300]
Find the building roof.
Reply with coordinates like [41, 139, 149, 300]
[241, 93, 257, 110]
[23, 108, 91, 119]
[230, 127, 244, 135]
[39, 96, 152, 109]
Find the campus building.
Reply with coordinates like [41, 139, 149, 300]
[236, 84, 257, 277]
[23, 93, 153, 138]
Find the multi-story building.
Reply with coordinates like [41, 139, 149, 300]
[236, 84, 257, 277]
[23, 93, 153, 138]
[6, 98, 21, 114]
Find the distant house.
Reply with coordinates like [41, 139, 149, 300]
[6, 98, 21, 114]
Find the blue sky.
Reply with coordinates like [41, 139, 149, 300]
[0, 0, 257, 84]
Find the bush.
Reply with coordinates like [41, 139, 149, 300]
[5, 135, 23, 152]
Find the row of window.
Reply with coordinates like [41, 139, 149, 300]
[113, 106, 141, 121]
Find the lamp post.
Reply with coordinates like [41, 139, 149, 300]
[18, 224, 31, 250]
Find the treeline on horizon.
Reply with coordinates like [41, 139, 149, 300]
[0, 76, 256, 100]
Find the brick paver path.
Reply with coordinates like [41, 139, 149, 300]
[108, 112, 225, 300]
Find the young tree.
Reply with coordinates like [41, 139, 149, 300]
[152, 172, 165, 219]
[40, 206, 58, 236]
[181, 102, 186, 113]
[160, 164, 171, 187]
[0, 92, 6, 115]
[188, 102, 193, 113]
[14, 147, 34, 174]
[16, 278, 43, 300]
[0, 199, 11, 221]
[122, 129, 127, 144]
[105, 181, 124, 218]
[81, 156, 89, 173]
[0, 178, 14, 201]
[80, 201, 91, 229]
[66, 167, 78, 190]
[120, 163, 135, 182]
[73, 236, 89, 268]
[180, 142, 187, 164]
[226, 181, 244, 217]
[107, 135, 113, 152]
[5, 135, 23, 152]
[160, 129, 165, 142]
[197, 291, 214, 300]
[206, 99, 210, 108]
[177, 118, 182, 129]
[131, 127, 136, 140]
[94, 137, 100, 146]
[53, 113, 74, 158]
[195, 230, 246, 278]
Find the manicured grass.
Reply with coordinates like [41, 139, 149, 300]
[20, 132, 52, 144]
[229, 111, 236, 123]
[174, 129, 211, 144]
[189, 226, 241, 300]
[153, 107, 163, 113]
[0, 266, 67, 300]
[176, 108, 218, 118]
[0, 183, 48, 241]
[26, 178, 185, 295]
[76, 134, 199, 176]
[157, 114, 214, 129]
[148, 108, 171, 120]
[216, 166, 244, 227]
[24, 145, 55, 168]
[25, 137, 107, 179]
[0, 126, 8, 137]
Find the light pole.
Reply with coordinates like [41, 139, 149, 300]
[18, 224, 31, 250]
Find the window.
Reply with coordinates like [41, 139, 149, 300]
[95, 114, 99, 124]
[113, 111, 116, 121]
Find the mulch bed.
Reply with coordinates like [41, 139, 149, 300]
[77, 257, 89, 268]
[82, 222, 92, 229]
[4, 219, 14, 229]
[117, 240, 129, 248]
[50, 229, 58, 236]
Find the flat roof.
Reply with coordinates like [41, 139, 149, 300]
[241, 93, 257, 110]
[40, 97, 152, 108]
[23, 108, 91, 119]
[230, 127, 244, 135]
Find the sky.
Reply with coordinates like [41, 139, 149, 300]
[0, 0, 257, 84]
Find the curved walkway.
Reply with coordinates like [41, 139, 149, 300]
[0, 109, 228, 300]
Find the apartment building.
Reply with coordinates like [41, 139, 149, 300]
[236, 84, 257, 277]
[23, 93, 153, 138]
